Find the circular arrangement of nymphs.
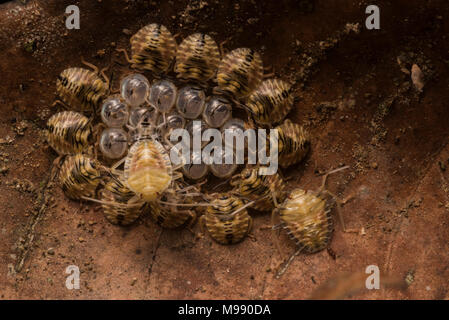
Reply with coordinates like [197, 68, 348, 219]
[46, 22, 354, 279]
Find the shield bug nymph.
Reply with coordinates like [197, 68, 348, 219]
[271, 166, 354, 278]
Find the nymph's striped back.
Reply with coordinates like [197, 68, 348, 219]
[59, 154, 102, 200]
[231, 166, 285, 211]
[46, 111, 92, 155]
[56, 67, 107, 113]
[205, 194, 252, 245]
[276, 119, 310, 168]
[279, 189, 333, 253]
[175, 33, 220, 84]
[149, 190, 195, 229]
[246, 79, 294, 125]
[101, 174, 147, 226]
[130, 24, 177, 75]
[216, 48, 263, 100]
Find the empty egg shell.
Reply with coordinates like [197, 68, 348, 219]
[149, 80, 177, 113]
[203, 96, 232, 128]
[120, 74, 151, 107]
[101, 96, 129, 128]
[99, 128, 129, 159]
[176, 86, 206, 119]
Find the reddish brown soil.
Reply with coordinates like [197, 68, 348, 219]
[0, 0, 448, 299]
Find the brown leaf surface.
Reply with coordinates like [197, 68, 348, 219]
[0, 0, 448, 299]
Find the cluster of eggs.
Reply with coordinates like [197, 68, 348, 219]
[99, 74, 242, 181]
[45, 23, 350, 278]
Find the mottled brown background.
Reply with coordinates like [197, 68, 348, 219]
[0, 0, 448, 299]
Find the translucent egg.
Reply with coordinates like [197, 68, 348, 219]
[186, 119, 207, 136]
[157, 113, 186, 144]
[120, 74, 151, 107]
[186, 119, 208, 148]
[148, 80, 177, 113]
[221, 118, 249, 153]
[203, 96, 232, 128]
[182, 152, 209, 180]
[209, 149, 238, 178]
[157, 112, 186, 131]
[176, 86, 206, 119]
[99, 128, 129, 159]
[128, 107, 158, 127]
[101, 96, 129, 128]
